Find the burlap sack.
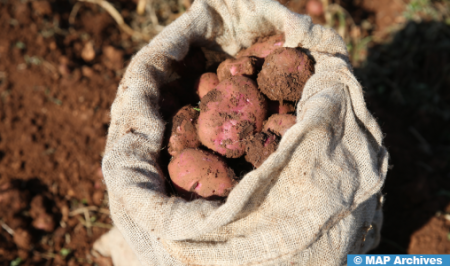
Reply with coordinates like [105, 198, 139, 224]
[98, 0, 388, 264]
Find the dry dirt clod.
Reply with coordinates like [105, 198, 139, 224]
[0, 188, 28, 214]
[58, 64, 71, 76]
[32, 213, 55, 232]
[408, 216, 450, 253]
[14, 3, 31, 24]
[102, 46, 124, 71]
[93, 190, 104, 206]
[58, 56, 71, 76]
[82, 42, 96, 62]
[82, 66, 94, 77]
[17, 249, 29, 260]
[13, 228, 32, 250]
[61, 205, 70, 222]
[49, 41, 57, 50]
[31, 1, 52, 16]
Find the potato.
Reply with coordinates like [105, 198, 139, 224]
[257, 47, 314, 102]
[236, 34, 285, 59]
[306, 0, 324, 17]
[168, 149, 236, 200]
[168, 105, 201, 157]
[216, 56, 258, 82]
[263, 114, 296, 136]
[195, 72, 219, 99]
[244, 132, 279, 168]
[197, 76, 267, 158]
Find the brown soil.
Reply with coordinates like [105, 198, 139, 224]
[280, 0, 405, 40]
[359, 0, 405, 34]
[0, 0, 130, 264]
[257, 47, 314, 102]
[244, 132, 279, 168]
[408, 214, 450, 254]
[359, 19, 450, 255]
[327, 0, 405, 35]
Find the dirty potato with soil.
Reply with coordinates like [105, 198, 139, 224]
[168, 149, 237, 200]
[168, 105, 201, 157]
[217, 56, 259, 82]
[263, 114, 296, 136]
[257, 47, 313, 102]
[197, 76, 267, 158]
[244, 132, 280, 168]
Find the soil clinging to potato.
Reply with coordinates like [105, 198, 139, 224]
[244, 132, 280, 168]
[257, 47, 314, 102]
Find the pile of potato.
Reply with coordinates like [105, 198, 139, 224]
[160, 34, 314, 201]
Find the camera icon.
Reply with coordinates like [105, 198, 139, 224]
[354, 256, 363, 265]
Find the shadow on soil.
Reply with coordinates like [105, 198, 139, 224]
[355, 21, 450, 253]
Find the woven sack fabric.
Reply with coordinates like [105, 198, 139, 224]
[100, 0, 389, 264]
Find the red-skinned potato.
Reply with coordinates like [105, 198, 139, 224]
[244, 132, 279, 168]
[257, 47, 314, 102]
[168, 149, 237, 200]
[216, 56, 258, 82]
[236, 34, 285, 60]
[168, 105, 201, 157]
[197, 76, 267, 158]
[263, 114, 296, 136]
[195, 73, 219, 99]
[306, 0, 324, 17]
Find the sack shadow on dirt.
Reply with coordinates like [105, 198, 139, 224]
[0, 178, 62, 260]
[355, 20, 450, 254]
